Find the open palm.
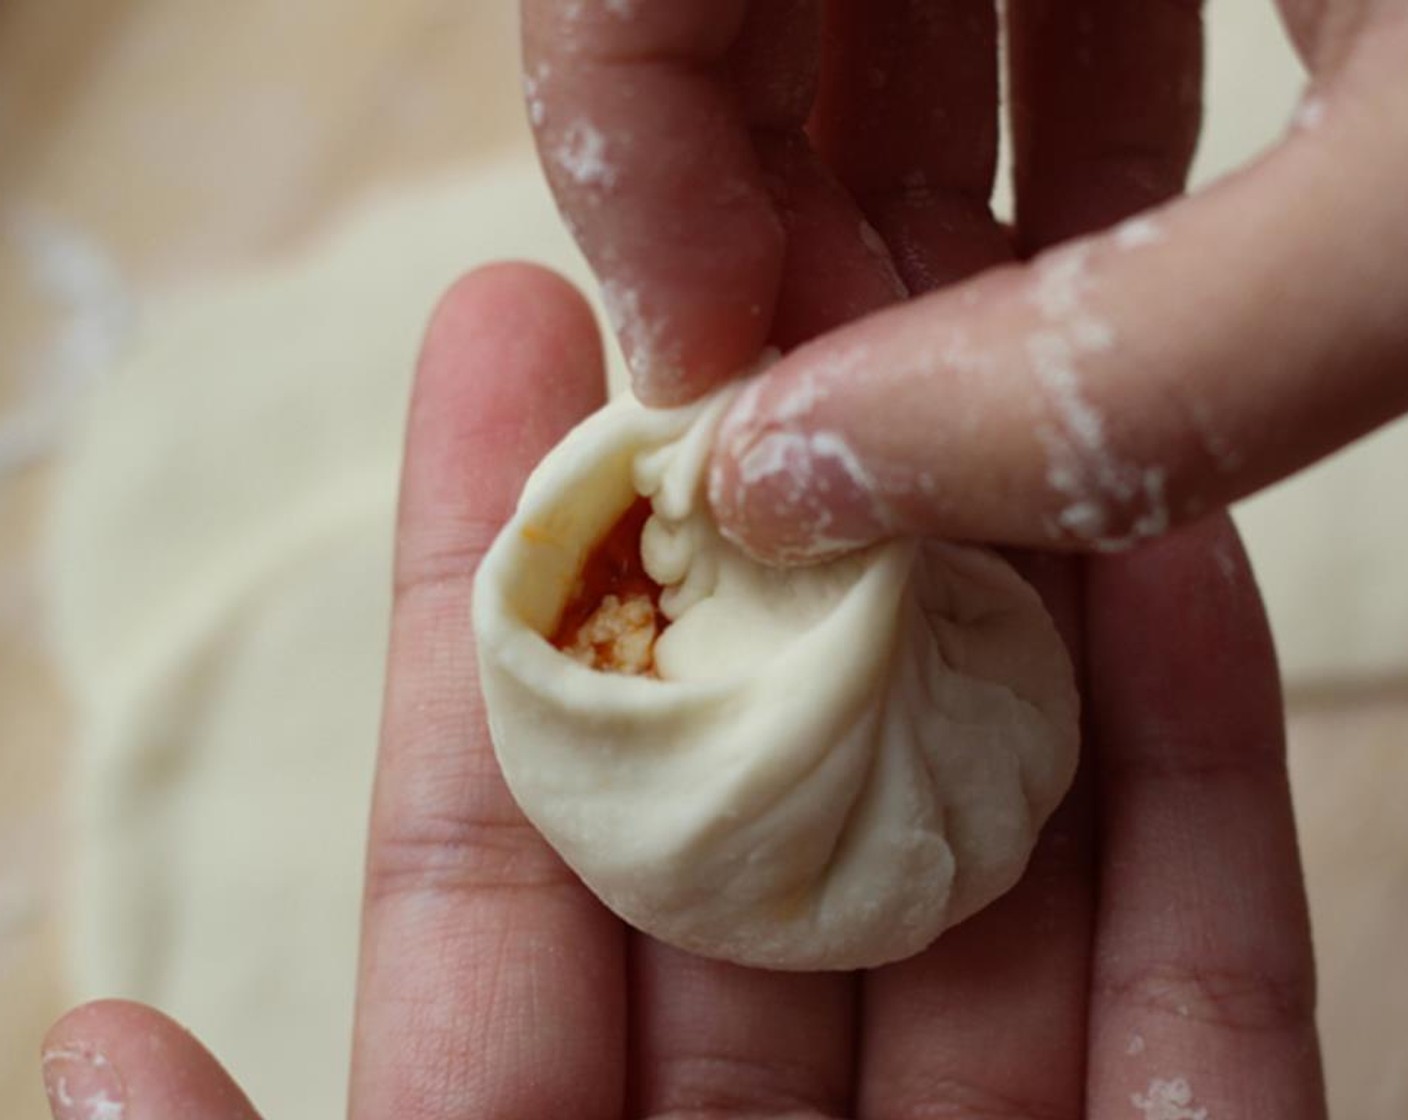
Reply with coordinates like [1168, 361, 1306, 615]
[41, 265, 1324, 1120]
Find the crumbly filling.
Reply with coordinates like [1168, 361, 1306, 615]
[562, 592, 660, 675]
[550, 498, 666, 677]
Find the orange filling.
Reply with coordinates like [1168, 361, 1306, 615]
[551, 498, 666, 676]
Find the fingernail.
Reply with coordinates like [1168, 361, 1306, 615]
[710, 425, 894, 564]
[42, 1045, 126, 1120]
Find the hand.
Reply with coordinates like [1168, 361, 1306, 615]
[524, 1, 1408, 560]
[39, 266, 1325, 1120]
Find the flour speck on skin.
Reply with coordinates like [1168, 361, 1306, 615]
[811, 340, 875, 386]
[1025, 241, 1171, 548]
[810, 431, 878, 498]
[603, 280, 682, 387]
[1186, 396, 1244, 475]
[67, 1091, 124, 1120]
[1132, 1076, 1208, 1120]
[1293, 96, 1327, 132]
[770, 373, 833, 426]
[1028, 332, 1107, 455]
[730, 341, 869, 437]
[1211, 533, 1242, 583]
[1122, 468, 1171, 545]
[1115, 216, 1165, 250]
[737, 431, 796, 489]
[42, 1049, 126, 1120]
[716, 375, 767, 458]
[1126, 1033, 1147, 1056]
[728, 428, 893, 562]
[934, 330, 993, 386]
[713, 342, 900, 560]
[555, 120, 618, 188]
[522, 62, 552, 127]
[1055, 499, 1110, 540]
[604, 0, 639, 16]
[1030, 242, 1096, 321]
[1071, 316, 1116, 353]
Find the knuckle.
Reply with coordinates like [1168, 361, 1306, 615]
[870, 1076, 1073, 1120]
[392, 517, 502, 607]
[365, 811, 578, 904]
[648, 1052, 846, 1119]
[1097, 959, 1315, 1035]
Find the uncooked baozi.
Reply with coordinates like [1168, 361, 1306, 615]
[472, 387, 1079, 971]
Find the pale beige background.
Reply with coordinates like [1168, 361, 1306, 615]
[1, 2, 1405, 1118]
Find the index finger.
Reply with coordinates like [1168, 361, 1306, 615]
[350, 265, 624, 1120]
[522, 0, 796, 403]
[1085, 516, 1325, 1118]
[708, 9, 1408, 560]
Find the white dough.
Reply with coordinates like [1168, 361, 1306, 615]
[473, 392, 1080, 970]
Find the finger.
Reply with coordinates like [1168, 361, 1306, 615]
[731, 1, 914, 349]
[756, 130, 909, 349]
[810, 0, 1012, 291]
[41, 1001, 261, 1120]
[351, 264, 624, 1120]
[1274, 0, 1368, 71]
[598, 26, 930, 1107]
[709, 10, 1408, 561]
[857, 778, 1093, 1120]
[1008, 0, 1203, 250]
[857, 554, 1092, 1120]
[524, 1, 906, 400]
[859, 2, 1157, 1096]
[630, 941, 856, 1117]
[522, 1, 792, 403]
[1084, 515, 1326, 1118]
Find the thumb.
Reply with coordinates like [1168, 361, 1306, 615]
[41, 1001, 263, 1120]
[709, 18, 1408, 561]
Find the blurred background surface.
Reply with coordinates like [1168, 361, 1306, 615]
[2, 2, 1405, 1117]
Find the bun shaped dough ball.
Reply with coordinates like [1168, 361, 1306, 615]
[472, 388, 1079, 971]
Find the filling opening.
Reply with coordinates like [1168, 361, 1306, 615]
[550, 497, 667, 676]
